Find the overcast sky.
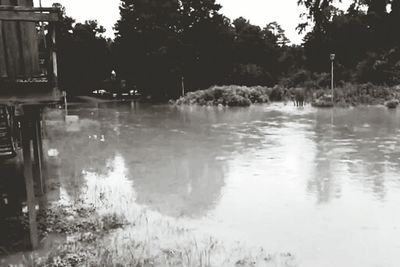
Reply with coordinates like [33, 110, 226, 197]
[34, 0, 351, 44]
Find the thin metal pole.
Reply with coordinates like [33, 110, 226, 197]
[331, 60, 334, 104]
[181, 76, 185, 97]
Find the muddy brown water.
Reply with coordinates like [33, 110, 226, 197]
[4, 102, 400, 266]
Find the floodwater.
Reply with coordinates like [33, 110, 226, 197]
[43, 103, 400, 266]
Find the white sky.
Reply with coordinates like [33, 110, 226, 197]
[34, 0, 351, 44]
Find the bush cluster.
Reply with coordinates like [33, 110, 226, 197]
[174, 83, 400, 108]
[174, 85, 271, 107]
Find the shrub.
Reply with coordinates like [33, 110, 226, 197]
[269, 85, 285, 101]
[174, 85, 270, 107]
[386, 99, 399, 109]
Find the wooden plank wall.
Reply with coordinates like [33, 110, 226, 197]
[18, 0, 40, 78]
[0, 20, 7, 78]
[0, 0, 41, 80]
[1, 0, 23, 79]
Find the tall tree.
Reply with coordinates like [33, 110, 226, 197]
[53, 4, 112, 95]
[264, 22, 290, 47]
[114, 0, 182, 98]
[179, 0, 235, 89]
[297, 0, 341, 33]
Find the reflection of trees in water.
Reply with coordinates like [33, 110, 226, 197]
[45, 108, 121, 201]
[307, 130, 341, 204]
[110, 105, 276, 218]
[120, 146, 228, 218]
[47, 104, 275, 218]
[308, 107, 400, 202]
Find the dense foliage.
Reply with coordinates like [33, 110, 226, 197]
[174, 85, 271, 106]
[112, 0, 298, 99]
[53, 0, 400, 99]
[299, 0, 400, 85]
[53, 4, 112, 95]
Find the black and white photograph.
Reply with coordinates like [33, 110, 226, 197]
[0, 0, 400, 266]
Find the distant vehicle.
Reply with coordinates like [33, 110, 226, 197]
[92, 89, 142, 100]
[92, 89, 113, 98]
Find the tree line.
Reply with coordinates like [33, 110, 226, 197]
[53, 0, 400, 99]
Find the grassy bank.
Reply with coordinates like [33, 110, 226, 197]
[172, 83, 400, 107]
[1, 170, 297, 267]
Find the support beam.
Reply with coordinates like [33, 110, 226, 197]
[0, 6, 58, 13]
[0, 10, 59, 22]
[37, 111, 47, 186]
[32, 110, 44, 196]
[21, 114, 39, 250]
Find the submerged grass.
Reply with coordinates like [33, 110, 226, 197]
[1, 158, 297, 267]
[20, 202, 296, 267]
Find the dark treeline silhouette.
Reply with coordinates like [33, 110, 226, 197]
[298, 0, 400, 86]
[52, 4, 113, 96]
[54, 0, 400, 99]
[112, 0, 300, 99]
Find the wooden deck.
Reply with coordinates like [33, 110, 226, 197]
[0, 80, 62, 105]
[0, 0, 61, 105]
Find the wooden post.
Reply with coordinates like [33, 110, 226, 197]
[32, 109, 44, 196]
[21, 114, 39, 250]
[37, 111, 47, 184]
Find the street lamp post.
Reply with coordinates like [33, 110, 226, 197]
[181, 76, 185, 97]
[330, 54, 335, 104]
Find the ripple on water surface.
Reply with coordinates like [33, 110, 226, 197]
[38, 103, 400, 267]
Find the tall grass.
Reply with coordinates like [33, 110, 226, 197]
[315, 83, 400, 105]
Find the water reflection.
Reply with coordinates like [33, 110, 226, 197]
[44, 103, 400, 211]
[306, 107, 400, 202]
[38, 103, 400, 267]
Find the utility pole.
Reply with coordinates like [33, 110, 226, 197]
[330, 54, 335, 104]
[181, 76, 185, 97]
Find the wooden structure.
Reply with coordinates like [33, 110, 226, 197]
[0, 0, 60, 102]
[0, 0, 61, 250]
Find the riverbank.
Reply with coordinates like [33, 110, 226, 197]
[1, 191, 296, 267]
[0, 151, 297, 267]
